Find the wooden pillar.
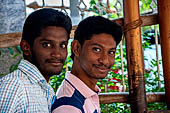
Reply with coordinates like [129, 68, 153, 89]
[123, 0, 147, 113]
[158, 0, 170, 109]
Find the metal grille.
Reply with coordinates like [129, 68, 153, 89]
[26, 0, 158, 18]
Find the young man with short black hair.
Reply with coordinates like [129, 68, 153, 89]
[52, 16, 122, 113]
[0, 8, 72, 112]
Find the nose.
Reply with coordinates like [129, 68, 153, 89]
[98, 52, 109, 66]
[51, 47, 61, 58]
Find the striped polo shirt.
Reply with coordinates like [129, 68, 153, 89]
[52, 72, 101, 113]
[0, 59, 55, 113]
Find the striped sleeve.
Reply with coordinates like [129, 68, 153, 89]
[0, 72, 27, 112]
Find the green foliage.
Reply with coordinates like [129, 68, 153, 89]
[9, 62, 20, 73]
[147, 102, 167, 110]
[89, 0, 122, 18]
[101, 103, 131, 113]
[8, 47, 14, 55]
[142, 30, 166, 110]
[0, 46, 22, 77]
[9, 46, 23, 73]
[16, 45, 22, 54]
[140, 0, 157, 14]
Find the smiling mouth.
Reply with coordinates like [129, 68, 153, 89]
[49, 62, 63, 66]
[46, 59, 64, 67]
[97, 68, 109, 73]
[94, 65, 109, 73]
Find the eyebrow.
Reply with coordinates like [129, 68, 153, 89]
[39, 38, 68, 43]
[91, 43, 116, 50]
[39, 38, 52, 42]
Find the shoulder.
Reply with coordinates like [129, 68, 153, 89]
[52, 83, 86, 113]
[0, 70, 25, 90]
[56, 79, 75, 98]
[0, 70, 27, 110]
[0, 70, 21, 89]
[52, 105, 82, 113]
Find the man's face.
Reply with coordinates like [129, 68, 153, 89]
[79, 33, 116, 79]
[32, 26, 68, 79]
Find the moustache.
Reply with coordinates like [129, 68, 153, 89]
[45, 58, 65, 64]
[93, 64, 111, 69]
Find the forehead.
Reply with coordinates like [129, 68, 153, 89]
[84, 33, 116, 48]
[37, 26, 68, 42]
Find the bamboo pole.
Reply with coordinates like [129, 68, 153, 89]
[99, 92, 165, 104]
[123, 0, 147, 113]
[154, 25, 161, 89]
[120, 40, 126, 92]
[158, 0, 170, 109]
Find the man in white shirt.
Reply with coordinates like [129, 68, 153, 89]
[0, 8, 72, 112]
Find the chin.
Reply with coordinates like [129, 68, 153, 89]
[42, 69, 62, 76]
[52, 70, 62, 75]
[98, 74, 108, 79]
[92, 74, 107, 79]
[49, 66, 63, 73]
[98, 76, 107, 79]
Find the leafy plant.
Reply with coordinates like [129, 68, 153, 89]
[0, 46, 23, 76]
[8, 46, 23, 73]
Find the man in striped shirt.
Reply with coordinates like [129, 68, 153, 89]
[52, 16, 122, 113]
[0, 8, 72, 112]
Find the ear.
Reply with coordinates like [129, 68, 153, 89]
[20, 40, 32, 56]
[71, 40, 81, 57]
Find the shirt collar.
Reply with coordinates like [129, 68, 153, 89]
[65, 71, 101, 98]
[18, 59, 47, 84]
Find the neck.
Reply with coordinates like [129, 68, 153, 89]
[24, 58, 50, 82]
[44, 75, 50, 82]
[71, 59, 97, 91]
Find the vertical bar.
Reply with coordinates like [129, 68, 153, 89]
[104, 83, 108, 112]
[123, 0, 147, 113]
[154, 25, 161, 89]
[158, 0, 170, 109]
[120, 40, 126, 92]
[42, 0, 45, 7]
[70, 0, 79, 17]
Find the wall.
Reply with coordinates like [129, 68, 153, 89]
[0, 0, 25, 76]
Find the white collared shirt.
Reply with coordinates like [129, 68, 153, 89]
[0, 59, 55, 113]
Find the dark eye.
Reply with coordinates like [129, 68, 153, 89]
[93, 47, 101, 52]
[42, 42, 51, 48]
[108, 51, 115, 55]
[60, 43, 67, 49]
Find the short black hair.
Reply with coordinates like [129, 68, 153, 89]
[71, 16, 123, 60]
[22, 8, 72, 46]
